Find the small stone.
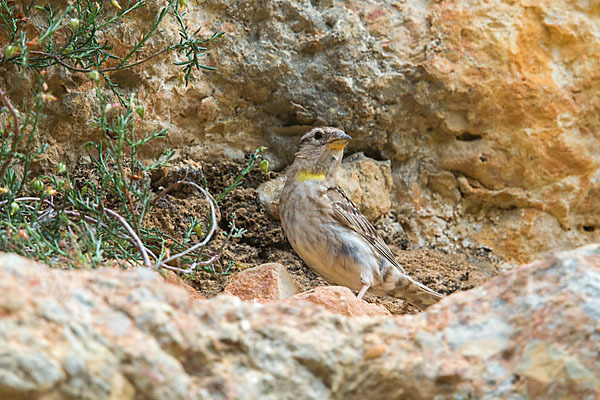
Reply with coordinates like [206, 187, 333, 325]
[364, 344, 387, 360]
[198, 97, 218, 122]
[284, 286, 391, 317]
[256, 176, 287, 220]
[224, 263, 300, 302]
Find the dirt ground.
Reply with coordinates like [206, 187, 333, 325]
[149, 157, 505, 315]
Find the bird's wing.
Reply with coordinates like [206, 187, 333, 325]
[326, 186, 406, 274]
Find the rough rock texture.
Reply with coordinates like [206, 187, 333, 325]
[258, 152, 392, 221]
[334, 153, 393, 221]
[224, 262, 300, 302]
[1, 0, 599, 262]
[256, 176, 288, 220]
[285, 286, 391, 317]
[1, 245, 599, 399]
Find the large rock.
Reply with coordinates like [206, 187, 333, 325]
[1, 0, 599, 261]
[0, 245, 599, 399]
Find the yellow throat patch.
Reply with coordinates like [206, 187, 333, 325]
[328, 140, 348, 150]
[295, 170, 326, 182]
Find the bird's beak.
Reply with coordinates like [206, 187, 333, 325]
[328, 132, 352, 150]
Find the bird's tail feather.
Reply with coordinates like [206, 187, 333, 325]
[387, 273, 445, 311]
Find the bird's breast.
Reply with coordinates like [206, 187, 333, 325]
[280, 182, 371, 290]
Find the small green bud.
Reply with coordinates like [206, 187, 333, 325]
[5, 45, 19, 58]
[10, 202, 19, 215]
[193, 224, 203, 237]
[55, 162, 67, 174]
[259, 159, 269, 174]
[30, 179, 44, 193]
[69, 18, 80, 29]
[135, 104, 146, 119]
[88, 70, 100, 82]
[257, 146, 267, 152]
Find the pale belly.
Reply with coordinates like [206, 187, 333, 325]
[296, 226, 366, 290]
[280, 180, 386, 291]
[282, 209, 380, 291]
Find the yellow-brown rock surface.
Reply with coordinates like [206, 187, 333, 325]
[421, 0, 600, 261]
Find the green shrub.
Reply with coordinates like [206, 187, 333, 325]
[0, 0, 266, 274]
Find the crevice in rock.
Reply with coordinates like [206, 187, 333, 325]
[583, 225, 596, 232]
[281, 113, 303, 127]
[358, 148, 388, 162]
[456, 132, 482, 142]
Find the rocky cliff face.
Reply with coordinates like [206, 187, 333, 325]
[0, 246, 599, 399]
[2, 0, 599, 262]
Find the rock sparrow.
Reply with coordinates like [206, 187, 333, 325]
[279, 127, 444, 310]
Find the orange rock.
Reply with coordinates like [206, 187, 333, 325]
[224, 263, 300, 302]
[285, 286, 391, 317]
[162, 270, 205, 300]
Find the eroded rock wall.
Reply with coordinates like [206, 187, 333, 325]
[2, 0, 599, 262]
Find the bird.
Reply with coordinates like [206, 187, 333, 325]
[279, 127, 444, 310]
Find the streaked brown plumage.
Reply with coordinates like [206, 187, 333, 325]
[279, 127, 444, 310]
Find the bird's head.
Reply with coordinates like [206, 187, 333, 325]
[290, 127, 351, 182]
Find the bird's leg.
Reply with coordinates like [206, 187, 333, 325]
[357, 284, 370, 300]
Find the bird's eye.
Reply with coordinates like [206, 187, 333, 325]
[314, 131, 323, 140]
